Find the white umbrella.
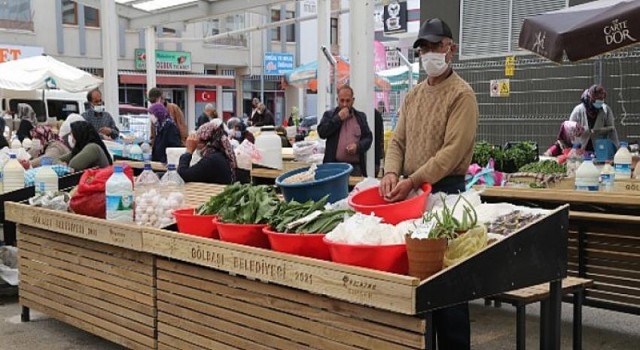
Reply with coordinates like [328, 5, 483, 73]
[0, 55, 102, 92]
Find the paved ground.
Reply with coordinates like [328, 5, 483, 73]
[1, 284, 638, 350]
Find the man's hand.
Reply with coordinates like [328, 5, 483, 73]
[185, 134, 198, 154]
[99, 127, 112, 136]
[338, 107, 351, 121]
[346, 143, 357, 155]
[384, 178, 414, 203]
[379, 173, 398, 198]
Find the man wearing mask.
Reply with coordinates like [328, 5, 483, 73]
[318, 85, 373, 177]
[82, 88, 119, 140]
[380, 18, 479, 349]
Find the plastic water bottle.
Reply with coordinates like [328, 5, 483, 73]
[254, 126, 283, 170]
[106, 165, 134, 223]
[129, 144, 143, 161]
[575, 155, 599, 191]
[566, 144, 582, 177]
[3, 153, 25, 193]
[600, 161, 615, 192]
[134, 163, 161, 226]
[614, 141, 632, 180]
[157, 164, 185, 228]
[35, 157, 59, 195]
[141, 140, 152, 162]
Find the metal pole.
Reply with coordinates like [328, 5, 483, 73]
[145, 26, 157, 99]
[316, 0, 331, 118]
[101, 0, 119, 119]
[321, 45, 337, 110]
[397, 49, 414, 89]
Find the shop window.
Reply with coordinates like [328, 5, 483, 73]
[0, 0, 33, 31]
[330, 18, 338, 45]
[62, 1, 100, 27]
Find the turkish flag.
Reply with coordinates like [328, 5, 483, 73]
[195, 89, 216, 103]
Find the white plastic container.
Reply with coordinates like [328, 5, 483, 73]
[154, 164, 186, 228]
[105, 165, 134, 223]
[614, 141, 632, 180]
[254, 126, 283, 170]
[35, 158, 59, 195]
[129, 144, 143, 161]
[3, 153, 25, 193]
[600, 161, 615, 192]
[141, 141, 152, 162]
[165, 147, 186, 167]
[575, 155, 600, 192]
[134, 163, 161, 226]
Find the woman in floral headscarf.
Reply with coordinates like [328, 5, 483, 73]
[149, 103, 182, 163]
[569, 84, 620, 152]
[177, 119, 235, 184]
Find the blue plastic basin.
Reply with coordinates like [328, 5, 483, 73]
[276, 163, 353, 203]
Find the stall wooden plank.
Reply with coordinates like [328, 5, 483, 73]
[157, 259, 426, 350]
[158, 258, 425, 335]
[144, 228, 417, 315]
[159, 323, 254, 350]
[158, 333, 209, 350]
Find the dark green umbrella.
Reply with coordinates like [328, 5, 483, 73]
[519, 0, 640, 63]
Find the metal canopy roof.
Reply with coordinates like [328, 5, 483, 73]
[76, 0, 292, 29]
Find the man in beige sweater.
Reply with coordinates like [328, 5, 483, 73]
[380, 18, 479, 349]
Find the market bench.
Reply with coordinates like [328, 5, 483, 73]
[486, 277, 594, 350]
[481, 187, 640, 316]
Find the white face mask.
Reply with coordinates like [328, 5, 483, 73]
[93, 104, 105, 113]
[421, 51, 449, 77]
[68, 135, 75, 148]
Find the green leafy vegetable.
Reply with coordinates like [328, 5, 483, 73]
[269, 196, 353, 234]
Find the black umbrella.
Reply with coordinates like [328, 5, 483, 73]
[518, 0, 640, 63]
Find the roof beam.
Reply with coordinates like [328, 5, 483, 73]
[128, 0, 292, 29]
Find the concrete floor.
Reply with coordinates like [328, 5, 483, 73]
[1, 284, 638, 350]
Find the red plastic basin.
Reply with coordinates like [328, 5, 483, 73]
[348, 183, 432, 224]
[216, 219, 270, 248]
[173, 208, 219, 239]
[263, 227, 331, 261]
[323, 237, 408, 274]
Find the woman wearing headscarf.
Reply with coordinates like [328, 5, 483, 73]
[149, 103, 182, 163]
[226, 117, 255, 144]
[30, 113, 85, 167]
[58, 120, 112, 171]
[16, 103, 38, 142]
[178, 119, 235, 184]
[569, 84, 620, 152]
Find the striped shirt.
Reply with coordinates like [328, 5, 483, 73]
[82, 109, 120, 139]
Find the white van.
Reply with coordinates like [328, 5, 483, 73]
[1, 89, 87, 123]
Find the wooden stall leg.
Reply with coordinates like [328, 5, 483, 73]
[546, 280, 562, 350]
[424, 312, 435, 350]
[539, 299, 549, 350]
[573, 290, 584, 350]
[21, 306, 30, 322]
[516, 303, 526, 350]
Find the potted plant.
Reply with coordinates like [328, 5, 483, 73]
[405, 194, 479, 279]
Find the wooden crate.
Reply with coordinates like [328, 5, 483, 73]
[156, 258, 427, 350]
[143, 227, 419, 315]
[18, 225, 157, 350]
[613, 179, 640, 195]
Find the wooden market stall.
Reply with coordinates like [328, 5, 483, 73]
[6, 184, 570, 349]
[481, 186, 640, 315]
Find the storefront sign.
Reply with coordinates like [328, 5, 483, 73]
[264, 52, 294, 75]
[383, 1, 407, 35]
[134, 49, 192, 72]
[0, 44, 43, 63]
[490, 79, 510, 98]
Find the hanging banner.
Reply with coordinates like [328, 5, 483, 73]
[383, 1, 407, 35]
[135, 49, 192, 72]
[264, 52, 295, 75]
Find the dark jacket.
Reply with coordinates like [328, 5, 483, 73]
[196, 113, 210, 129]
[253, 109, 275, 127]
[374, 109, 384, 174]
[177, 151, 233, 184]
[152, 122, 182, 163]
[317, 107, 373, 177]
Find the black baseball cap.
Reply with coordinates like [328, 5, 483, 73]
[413, 18, 453, 48]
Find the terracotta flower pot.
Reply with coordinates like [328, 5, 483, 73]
[404, 236, 448, 280]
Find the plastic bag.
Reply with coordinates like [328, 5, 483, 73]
[465, 159, 504, 190]
[443, 225, 488, 267]
[29, 191, 71, 211]
[0, 146, 31, 167]
[293, 140, 325, 162]
[236, 139, 261, 170]
[69, 165, 134, 219]
[0, 246, 18, 285]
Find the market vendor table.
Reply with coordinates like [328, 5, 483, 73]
[6, 184, 570, 349]
[481, 187, 640, 315]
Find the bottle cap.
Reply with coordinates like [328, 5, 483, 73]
[583, 155, 592, 161]
[114, 165, 123, 172]
[41, 157, 53, 166]
[143, 163, 152, 171]
[9, 153, 16, 159]
[620, 141, 628, 148]
[167, 164, 176, 171]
